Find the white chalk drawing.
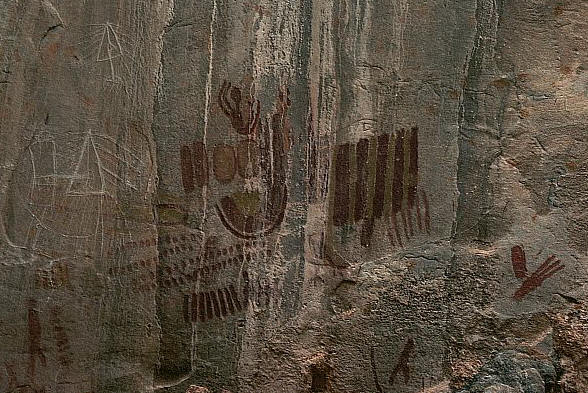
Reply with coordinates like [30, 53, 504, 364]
[3, 125, 152, 260]
[95, 22, 124, 82]
[77, 22, 133, 84]
[67, 129, 146, 197]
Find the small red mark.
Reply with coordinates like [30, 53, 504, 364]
[511, 245, 528, 279]
[27, 299, 46, 378]
[389, 337, 414, 385]
[3, 362, 18, 390]
[50, 306, 71, 367]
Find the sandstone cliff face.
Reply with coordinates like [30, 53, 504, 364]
[0, 1, 586, 392]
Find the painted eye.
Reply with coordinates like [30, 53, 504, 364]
[213, 144, 236, 183]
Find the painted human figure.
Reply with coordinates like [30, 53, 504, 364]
[180, 80, 292, 238]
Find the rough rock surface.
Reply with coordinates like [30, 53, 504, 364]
[456, 350, 558, 393]
[0, 1, 586, 392]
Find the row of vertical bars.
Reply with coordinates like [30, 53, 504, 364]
[332, 127, 419, 227]
[184, 272, 249, 323]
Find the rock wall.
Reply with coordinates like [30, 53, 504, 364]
[0, 1, 586, 392]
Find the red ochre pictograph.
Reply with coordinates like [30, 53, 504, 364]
[510, 245, 565, 300]
[179, 80, 291, 239]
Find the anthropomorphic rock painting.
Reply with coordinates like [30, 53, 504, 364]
[154, 71, 298, 390]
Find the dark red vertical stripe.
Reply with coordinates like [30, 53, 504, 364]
[373, 134, 389, 218]
[205, 292, 214, 320]
[511, 245, 528, 279]
[191, 294, 198, 322]
[180, 145, 194, 193]
[307, 117, 318, 203]
[229, 284, 242, 311]
[421, 190, 431, 234]
[198, 293, 207, 322]
[400, 208, 410, 239]
[415, 191, 423, 231]
[223, 288, 236, 314]
[333, 143, 350, 226]
[217, 289, 228, 316]
[361, 218, 375, 247]
[408, 127, 419, 208]
[391, 214, 403, 247]
[242, 271, 250, 304]
[192, 141, 208, 187]
[355, 138, 370, 221]
[184, 295, 191, 322]
[210, 291, 222, 319]
[392, 129, 405, 213]
[27, 299, 43, 377]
